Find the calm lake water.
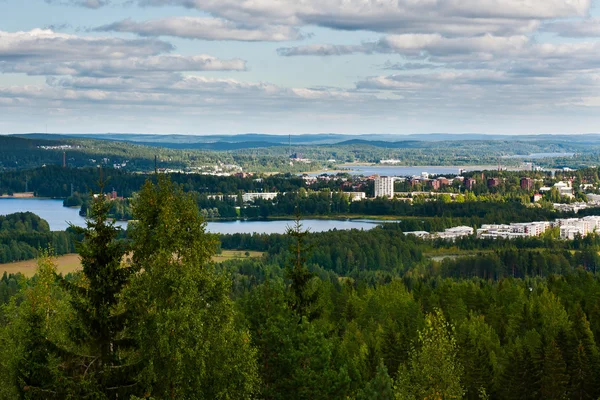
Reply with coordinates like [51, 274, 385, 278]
[0, 198, 379, 234]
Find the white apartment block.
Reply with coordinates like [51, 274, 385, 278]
[242, 192, 279, 202]
[557, 218, 592, 239]
[348, 192, 366, 202]
[405, 226, 473, 241]
[477, 222, 550, 239]
[374, 176, 395, 198]
[436, 226, 474, 240]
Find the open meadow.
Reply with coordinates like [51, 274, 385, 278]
[1, 250, 264, 277]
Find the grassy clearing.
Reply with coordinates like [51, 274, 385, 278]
[213, 250, 263, 263]
[1, 250, 264, 277]
[1, 254, 82, 278]
[424, 249, 494, 262]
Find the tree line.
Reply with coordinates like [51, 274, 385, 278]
[0, 213, 75, 263]
[3, 176, 600, 398]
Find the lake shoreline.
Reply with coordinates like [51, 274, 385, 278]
[1, 198, 383, 234]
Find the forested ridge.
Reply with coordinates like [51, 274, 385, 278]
[0, 213, 75, 263]
[2, 176, 600, 399]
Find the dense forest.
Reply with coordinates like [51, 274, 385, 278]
[0, 213, 75, 263]
[3, 133, 600, 174]
[0, 135, 318, 173]
[0, 166, 321, 198]
[2, 175, 600, 398]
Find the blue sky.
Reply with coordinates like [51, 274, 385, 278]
[1, 0, 600, 135]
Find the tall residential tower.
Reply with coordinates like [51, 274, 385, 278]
[374, 176, 395, 198]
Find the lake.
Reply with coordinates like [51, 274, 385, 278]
[0, 198, 380, 234]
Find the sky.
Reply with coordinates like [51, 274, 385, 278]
[1, 0, 600, 135]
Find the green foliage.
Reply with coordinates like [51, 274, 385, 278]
[0, 252, 71, 399]
[127, 175, 259, 399]
[540, 340, 569, 400]
[0, 212, 74, 263]
[356, 360, 394, 400]
[396, 309, 464, 399]
[285, 215, 321, 321]
[59, 189, 136, 397]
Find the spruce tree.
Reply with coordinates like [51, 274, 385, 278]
[60, 187, 137, 397]
[356, 359, 394, 400]
[570, 342, 593, 400]
[285, 213, 320, 321]
[540, 340, 569, 400]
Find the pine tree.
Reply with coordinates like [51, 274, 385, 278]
[500, 342, 540, 400]
[540, 340, 569, 400]
[571, 306, 600, 398]
[570, 342, 593, 400]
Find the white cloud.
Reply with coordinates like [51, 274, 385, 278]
[0, 75, 370, 111]
[277, 44, 366, 56]
[0, 55, 246, 76]
[278, 34, 530, 61]
[137, 0, 590, 36]
[0, 29, 172, 62]
[543, 17, 600, 37]
[0, 29, 247, 79]
[96, 17, 304, 41]
[45, 0, 110, 8]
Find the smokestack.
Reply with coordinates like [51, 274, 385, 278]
[63, 152, 66, 168]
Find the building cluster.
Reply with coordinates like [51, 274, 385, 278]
[409, 175, 454, 190]
[406, 226, 474, 241]
[241, 192, 278, 202]
[405, 215, 600, 241]
[553, 202, 590, 213]
[290, 153, 311, 163]
[477, 222, 551, 239]
[38, 145, 77, 150]
[556, 216, 600, 239]
[475, 216, 600, 240]
[207, 192, 279, 202]
[540, 181, 574, 198]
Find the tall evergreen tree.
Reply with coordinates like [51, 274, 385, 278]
[60, 187, 136, 397]
[569, 342, 593, 400]
[540, 340, 569, 400]
[285, 213, 320, 321]
[356, 359, 394, 400]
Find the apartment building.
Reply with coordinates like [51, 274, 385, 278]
[374, 176, 395, 198]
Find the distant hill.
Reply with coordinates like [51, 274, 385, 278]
[10, 132, 600, 152]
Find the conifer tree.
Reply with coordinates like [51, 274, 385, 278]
[356, 359, 394, 400]
[61, 186, 136, 397]
[570, 342, 593, 400]
[285, 212, 320, 321]
[540, 340, 569, 400]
